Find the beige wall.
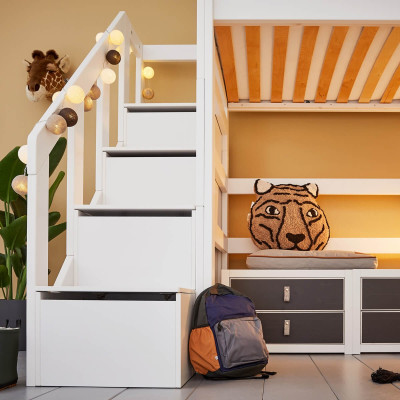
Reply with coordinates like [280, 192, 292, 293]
[229, 112, 400, 269]
[0, 1, 196, 285]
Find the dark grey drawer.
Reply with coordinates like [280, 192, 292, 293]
[258, 312, 343, 344]
[362, 312, 400, 343]
[362, 279, 400, 309]
[231, 279, 343, 310]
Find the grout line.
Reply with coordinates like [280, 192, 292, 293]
[109, 388, 129, 400]
[261, 378, 265, 400]
[186, 375, 206, 399]
[29, 387, 61, 400]
[309, 355, 340, 400]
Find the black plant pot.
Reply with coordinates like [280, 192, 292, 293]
[0, 300, 26, 351]
[0, 327, 19, 389]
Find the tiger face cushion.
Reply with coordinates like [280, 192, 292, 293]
[248, 180, 330, 251]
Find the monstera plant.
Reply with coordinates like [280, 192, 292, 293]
[0, 138, 67, 300]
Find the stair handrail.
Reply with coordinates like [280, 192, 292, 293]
[26, 11, 142, 386]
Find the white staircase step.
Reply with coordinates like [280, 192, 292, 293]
[125, 104, 196, 150]
[36, 285, 195, 293]
[76, 205, 195, 214]
[102, 148, 195, 156]
[124, 103, 196, 112]
[75, 210, 195, 289]
[103, 154, 196, 208]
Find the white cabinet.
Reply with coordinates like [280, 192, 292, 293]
[104, 156, 196, 208]
[76, 212, 194, 289]
[39, 291, 195, 387]
[126, 112, 196, 150]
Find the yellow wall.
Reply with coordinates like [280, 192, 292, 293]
[0, 1, 196, 286]
[229, 112, 400, 269]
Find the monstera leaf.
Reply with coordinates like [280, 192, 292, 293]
[49, 222, 66, 241]
[0, 147, 25, 203]
[49, 171, 65, 207]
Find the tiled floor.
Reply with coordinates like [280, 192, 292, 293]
[2, 352, 400, 400]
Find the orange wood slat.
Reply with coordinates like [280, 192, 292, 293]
[271, 26, 289, 103]
[293, 26, 319, 103]
[337, 27, 379, 103]
[214, 26, 239, 103]
[315, 26, 349, 103]
[245, 26, 261, 102]
[359, 27, 400, 103]
[380, 63, 400, 103]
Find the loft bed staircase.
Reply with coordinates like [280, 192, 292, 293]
[26, 12, 202, 388]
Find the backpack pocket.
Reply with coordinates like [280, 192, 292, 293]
[214, 317, 268, 369]
[189, 326, 220, 375]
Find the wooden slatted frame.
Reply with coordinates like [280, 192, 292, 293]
[359, 27, 400, 103]
[315, 26, 349, 103]
[381, 63, 400, 103]
[293, 26, 319, 103]
[271, 26, 289, 103]
[245, 26, 261, 102]
[215, 26, 239, 102]
[337, 26, 379, 103]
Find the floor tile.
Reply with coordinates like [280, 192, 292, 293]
[262, 354, 337, 400]
[311, 354, 400, 400]
[113, 374, 202, 400]
[354, 353, 400, 389]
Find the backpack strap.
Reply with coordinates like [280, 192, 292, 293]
[204, 371, 277, 381]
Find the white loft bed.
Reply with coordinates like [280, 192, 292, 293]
[200, 0, 400, 353]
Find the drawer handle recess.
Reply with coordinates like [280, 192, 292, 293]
[284, 286, 290, 302]
[284, 320, 290, 336]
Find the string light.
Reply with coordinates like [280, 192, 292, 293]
[143, 66, 155, 79]
[18, 145, 28, 164]
[52, 91, 61, 102]
[100, 68, 116, 84]
[12, 175, 28, 197]
[66, 85, 85, 104]
[84, 95, 93, 112]
[46, 114, 67, 135]
[96, 32, 103, 42]
[109, 30, 124, 45]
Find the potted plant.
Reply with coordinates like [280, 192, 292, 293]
[0, 137, 67, 388]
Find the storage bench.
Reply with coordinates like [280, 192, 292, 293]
[38, 290, 195, 387]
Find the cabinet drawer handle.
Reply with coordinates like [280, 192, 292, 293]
[284, 286, 290, 302]
[284, 320, 290, 336]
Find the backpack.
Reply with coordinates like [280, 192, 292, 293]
[189, 283, 270, 379]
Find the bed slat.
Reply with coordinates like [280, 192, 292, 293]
[337, 27, 379, 103]
[245, 26, 261, 102]
[380, 63, 400, 103]
[215, 26, 239, 102]
[315, 26, 349, 103]
[271, 26, 289, 103]
[359, 27, 400, 103]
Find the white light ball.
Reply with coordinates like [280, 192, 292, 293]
[109, 30, 124, 45]
[18, 145, 28, 164]
[52, 91, 61, 102]
[143, 66, 155, 79]
[66, 85, 85, 104]
[96, 32, 103, 42]
[12, 175, 28, 197]
[100, 68, 116, 84]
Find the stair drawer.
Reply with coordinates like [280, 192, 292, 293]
[230, 278, 343, 310]
[126, 112, 196, 150]
[258, 312, 343, 344]
[104, 156, 195, 208]
[362, 312, 400, 343]
[39, 292, 195, 387]
[362, 278, 400, 309]
[76, 213, 194, 289]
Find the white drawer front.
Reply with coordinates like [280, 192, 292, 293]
[126, 112, 196, 150]
[40, 299, 177, 387]
[76, 215, 193, 289]
[104, 157, 195, 207]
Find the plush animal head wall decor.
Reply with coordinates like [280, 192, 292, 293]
[248, 180, 330, 251]
[24, 50, 70, 102]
